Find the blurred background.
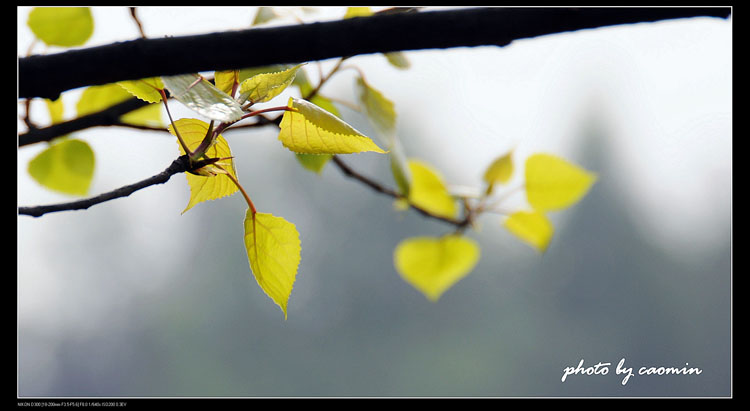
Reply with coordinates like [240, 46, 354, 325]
[17, 7, 731, 397]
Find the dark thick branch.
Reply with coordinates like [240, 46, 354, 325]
[19, 155, 208, 217]
[19, 7, 730, 100]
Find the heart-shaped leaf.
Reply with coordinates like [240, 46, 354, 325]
[406, 160, 457, 219]
[394, 235, 480, 301]
[27, 7, 93, 47]
[167, 118, 238, 213]
[28, 138, 95, 196]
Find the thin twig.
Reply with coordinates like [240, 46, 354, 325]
[129, 7, 147, 39]
[18, 155, 214, 218]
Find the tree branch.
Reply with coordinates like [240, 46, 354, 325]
[19, 155, 210, 217]
[331, 156, 471, 229]
[19, 7, 730, 99]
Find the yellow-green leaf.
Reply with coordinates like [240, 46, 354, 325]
[238, 64, 304, 105]
[214, 70, 239, 96]
[525, 153, 597, 211]
[295, 153, 332, 174]
[117, 77, 165, 103]
[406, 160, 457, 219]
[28, 138, 95, 196]
[390, 138, 412, 197]
[162, 74, 244, 123]
[504, 210, 554, 252]
[168, 118, 239, 213]
[278, 97, 386, 155]
[356, 76, 396, 137]
[45, 97, 64, 124]
[244, 211, 302, 319]
[344, 7, 373, 18]
[77, 83, 162, 126]
[385, 52, 410, 69]
[483, 151, 514, 193]
[27, 7, 93, 47]
[394, 235, 480, 301]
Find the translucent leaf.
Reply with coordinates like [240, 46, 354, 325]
[244, 211, 302, 319]
[278, 97, 386, 154]
[28, 138, 95, 196]
[240, 65, 288, 86]
[390, 138, 411, 197]
[394, 235, 480, 301]
[356, 76, 396, 137]
[525, 153, 597, 211]
[295, 154, 332, 174]
[252, 7, 278, 25]
[117, 77, 165, 103]
[483, 150, 514, 192]
[167, 118, 239, 213]
[77, 83, 162, 126]
[214, 70, 239, 96]
[27, 7, 93, 47]
[162, 74, 244, 123]
[238, 64, 304, 105]
[344, 7, 373, 18]
[45, 97, 64, 124]
[504, 210, 554, 252]
[384, 52, 410, 69]
[406, 160, 457, 219]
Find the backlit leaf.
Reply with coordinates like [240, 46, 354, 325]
[406, 160, 457, 219]
[214, 70, 239, 96]
[76, 83, 162, 126]
[504, 210, 554, 252]
[162, 74, 244, 123]
[27, 7, 93, 47]
[168, 118, 238, 213]
[117, 77, 165, 103]
[525, 154, 597, 211]
[28, 138, 95, 196]
[356, 76, 396, 137]
[390, 138, 411, 197]
[394, 235, 480, 301]
[244, 211, 302, 319]
[278, 97, 386, 154]
[45, 97, 64, 124]
[295, 154, 332, 174]
[483, 151, 514, 192]
[238, 64, 304, 105]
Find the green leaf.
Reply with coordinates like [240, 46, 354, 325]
[117, 77, 165, 104]
[214, 70, 239, 96]
[244, 211, 302, 319]
[394, 235, 480, 301]
[525, 153, 597, 211]
[27, 7, 93, 47]
[252, 6, 278, 25]
[406, 160, 457, 219]
[355, 76, 396, 137]
[384, 52, 411, 69]
[278, 97, 386, 154]
[45, 97, 64, 124]
[76, 83, 162, 127]
[390, 138, 412, 197]
[504, 210, 554, 252]
[483, 151, 514, 193]
[162, 74, 244, 123]
[238, 64, 304, 105]
[167, 118, 239, 213]
[295, 154, 332, 174]
[28, 138, 95, 196]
